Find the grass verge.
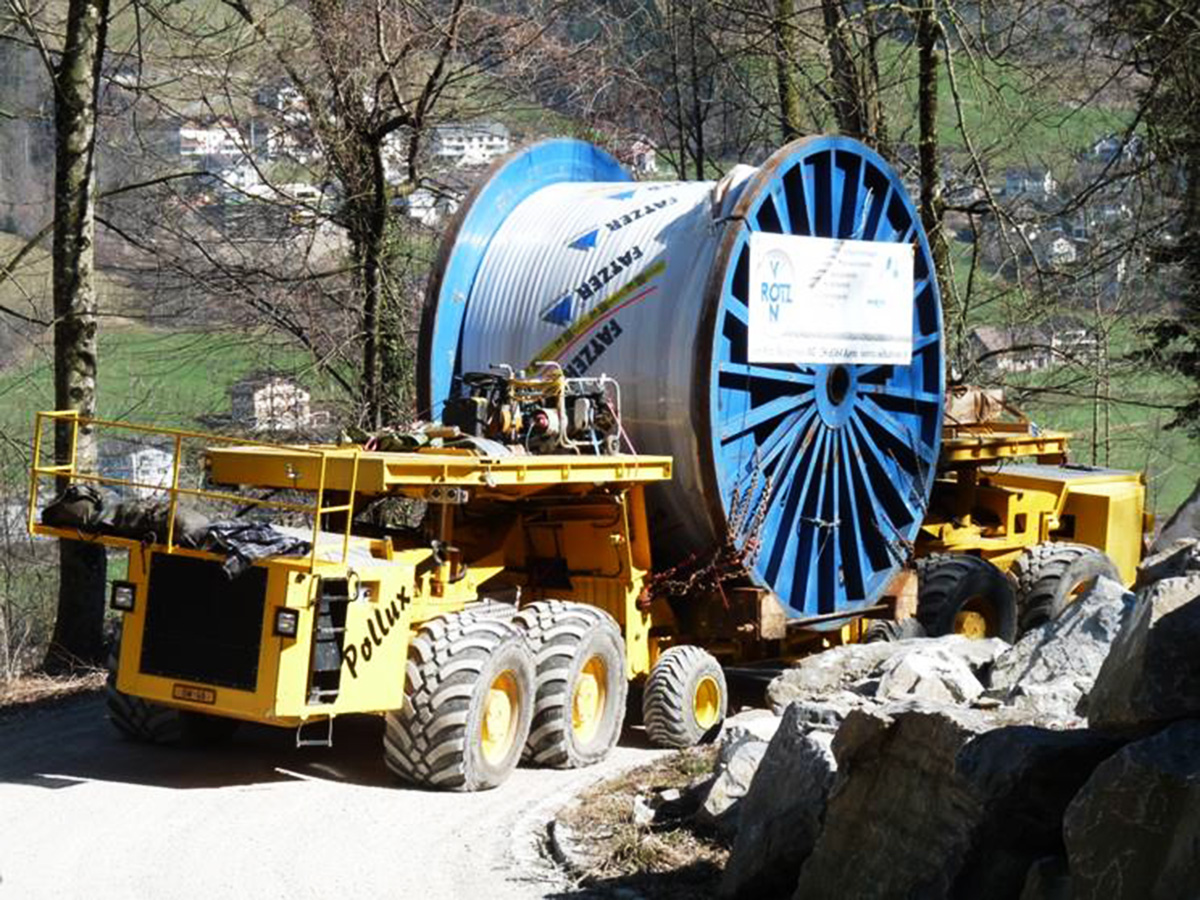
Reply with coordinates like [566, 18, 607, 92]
[557, 746, 727, 899]
[0, 669, 106, 714]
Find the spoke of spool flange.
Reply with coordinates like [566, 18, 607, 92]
[757, 195, 784, 234]
[800, 162, 818, 236]
[724, 298, 748, 325]
[859, 384, 941, 406]
[773, 427, 819, 596]
[719, 362, 816, 386]
[837, 430, 869, 598]
[757, 404, 817, 474]
[862, 398, 928, 461]
[844, 423, 894, 573]
[765, 426, 825, 583]
[826, 430, 844, 610]
[800, 433, 834, 610]
[845, 423, 906, 553]
[865, 186, 892, 241]
[850, 158, 869, 239]
[721, 394, 810, 442]
[913, 331, 940, 352]
[773, 189, 793, 235]
[849, 419, 919, 527]
[725, 403, 812, 499]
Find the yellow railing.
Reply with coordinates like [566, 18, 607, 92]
[28, 410, 362, 571]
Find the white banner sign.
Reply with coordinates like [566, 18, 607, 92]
[748, 232, 914, 365]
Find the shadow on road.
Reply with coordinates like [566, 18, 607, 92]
[1, 694, 667, 794]
[0, 694, 396, 791]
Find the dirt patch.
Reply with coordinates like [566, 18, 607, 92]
[556, 746, 728, 899]
[0, 669, 106, 716]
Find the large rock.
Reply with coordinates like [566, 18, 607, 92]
[1150, 482, 1200, 553]
[1019, 856, 1071, 900]
[987, 576, 1133, 721]
[792, 701, 995, 899]
[720, 704, 837, 899]
[1086, 575, 1200, 730]
[720, 708, 783, 747]
[1063, 719, 1200, 899]
[696, 738, 769, 836]
[951, 726, 1124, 900]
[876, 646, 985, 705]
[780, 689, 880, 734]
[768, 636, 1007, 713]
[1135, 538, 1200, 589]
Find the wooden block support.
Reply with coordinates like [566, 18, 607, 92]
[883, 568, 919, 621]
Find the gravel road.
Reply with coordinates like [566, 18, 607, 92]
[0, 695, 666, 900]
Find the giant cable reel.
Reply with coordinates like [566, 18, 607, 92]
[419, 136, 944, 626]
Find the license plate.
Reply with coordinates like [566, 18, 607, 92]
[172, 683, 217, 705]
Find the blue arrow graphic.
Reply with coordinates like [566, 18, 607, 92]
[541, 294, 574, 327]
[567, 228, 599, 251]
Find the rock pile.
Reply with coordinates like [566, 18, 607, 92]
[700, 540, 1200, 900]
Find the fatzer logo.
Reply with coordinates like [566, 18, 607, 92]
[605, 196, 677, 234]
[762, 249, 794, 323]
[563, 319, 624, 377]
[577, 246, 644, 301]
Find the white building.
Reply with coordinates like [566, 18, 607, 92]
[178, 118, 244, 158]
[395, 187, 460, 226]
[100, 444, 174, 499]
[1004, 168, 1057, 200]
[230, 374, 313, 432]
[430, 122, 510, 167]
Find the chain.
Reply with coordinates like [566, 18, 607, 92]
[638, 456, 774, 609]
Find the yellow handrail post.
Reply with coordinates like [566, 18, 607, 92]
[166, 433, 185, 552]
[341, 449, 361, 565]
[312, 452, 330, 575]
[26, 412, 46, 533]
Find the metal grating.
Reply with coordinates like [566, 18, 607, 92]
[139, 554, 266, 691]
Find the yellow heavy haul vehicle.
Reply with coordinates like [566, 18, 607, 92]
[29, 408, 716, 789]
[26, 136, 1150, 790]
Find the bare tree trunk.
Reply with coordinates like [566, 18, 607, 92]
[45, 0, 110, 672]
[355, 147, 387, 429]
[916, 0, 954, 340]
[863, 13, 891, 158]
[822, 0, 864, 139]
[687, 5, 705, 179]
[773, 0, 802, 142]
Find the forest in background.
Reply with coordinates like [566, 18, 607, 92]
[1, 0, 1197, 676]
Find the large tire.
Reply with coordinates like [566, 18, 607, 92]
[105, 624, 182, 744]
[643, 645, 727, 749]
[1011, 543, 1121, 632]
[863, 617, 927, 643]
[514, 600, 628, 769]
[384, 610, 536, 791]
[916, 554, 1018, 642]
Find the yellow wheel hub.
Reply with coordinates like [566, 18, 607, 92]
[953, 595, 994, 640]
[693, 675, 721, 729]
[572, 655, 607, 745]
[481, 670, 519, 765]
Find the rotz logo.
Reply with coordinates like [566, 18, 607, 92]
[762, 249, 794, 322]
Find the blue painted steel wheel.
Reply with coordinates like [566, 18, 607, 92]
[698, 136, 944, 624]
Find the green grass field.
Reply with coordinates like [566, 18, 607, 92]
[0, 328, 327, 432]
[1001, 321, 1197, 519]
